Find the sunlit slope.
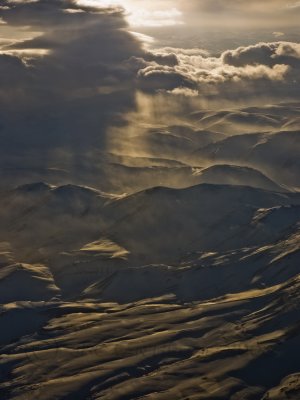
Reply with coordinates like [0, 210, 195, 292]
[2, 273, 300, 399]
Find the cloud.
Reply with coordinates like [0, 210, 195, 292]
[0, 0, 144, 156]
[167, 87, 199, 97]
[75, 0, 184, 28]
[127, 7, 183, 27]
[275, 42, 300, 59]
[273, 32, 285, 38]
[286, 1, 300, 9]
[222, 42, 300, 66]
[135, 42, 300, 99]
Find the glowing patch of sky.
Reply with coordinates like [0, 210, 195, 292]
[76, 0, 183, 27]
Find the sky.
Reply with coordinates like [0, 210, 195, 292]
[74, 0, 300, 30]
[2, 1, 300, 49]
[0, 0, 299, 171]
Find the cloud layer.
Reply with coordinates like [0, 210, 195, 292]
[135, 42, 300, 100]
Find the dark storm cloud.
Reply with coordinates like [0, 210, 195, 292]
[0, 0, 143, 153]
